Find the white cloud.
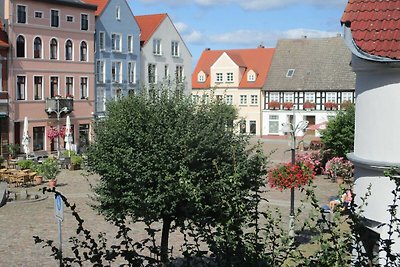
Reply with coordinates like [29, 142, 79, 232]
[174, 22, 188, 33]
[281, 28, 340, 39]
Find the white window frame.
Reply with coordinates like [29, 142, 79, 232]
[33, 36, 42, 59]
[269, 92, 279, 102]
[80, 13, 88, 31]
[111, 33, 121, 52]
[342, 92, 353, 102]
[269, 115, 279, 134]
[216, 73, 223, 83]
[16, 75, 26, 100]
[127, 35, 133, 53]
[248, 72, 256, 82]
[284, 92, 294, 103]
[148, 63, 157, 84]
[198, 73, 205, 83]
[65, 39, 73, 61]
[50, 9, 60, 28]
[240, 95, 247, 105]
[17, 5, 27, 24]
[226, 72, 234, 83]
[304, 92, 315, 103]
[226, 95, 233, 105]
[286, 69, 295, 78]
[34, 11, 42, 19]
[176, 65, 184, 83]
[153, 39, 162, 55]
[80, 76, 88, 99]
[111, 61, 122, 83]
[99, 31, 105, 51]
[65, 76, 74, 96]
[50, 76, 59, 98]
[326, 92, 337, 103]
[251, 95, 258, 105]
[128, 61, 136, 84]
[80, 40, 88, 62]
[50, 38, 59, 60]
[116, 6, 121, 20]
[96, 60, 105, 83]
[164, 64, 169, 79]
[171, 41, 179, 57]
[96, 87, 106, 112]
[16, 34, 26, 58]
[33, 76, 44, 100]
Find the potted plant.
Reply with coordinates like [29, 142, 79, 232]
[340, 100, 353, 110]
[324, 157, 353, 184]
[283, 102, 294, 110]
[303, 101, 316, 110]
[324, 102, 338, 110]
[8, 143, 20, 159]
[71, 155, 83, 170]
[268, 161, 315, 191]
[268, 101, 281, 110]
[17, 159, 34, 170]
[37, 158, 60, 187]
[30, 162, 43, 185]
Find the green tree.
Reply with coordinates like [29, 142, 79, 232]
[321, 104, 355, 158]
[87, 85, 266, 265]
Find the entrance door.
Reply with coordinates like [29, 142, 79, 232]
[305, 116, 316, 136]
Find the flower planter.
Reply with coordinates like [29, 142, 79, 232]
[48, 179, 57, 188]
[35, 175, 43, 185]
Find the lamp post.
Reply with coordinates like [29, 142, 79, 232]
[47, 99, 68, 158]
[282, 112, 308, 239]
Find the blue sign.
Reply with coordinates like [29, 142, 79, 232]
[54, 195, 64, 222]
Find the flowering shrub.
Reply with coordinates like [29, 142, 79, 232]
[324, 102, 338, 110]
[296, 151, 324, 174]
[268, 162, 315, 191]
[47, 126, 66, 140]
[324, 157, 353, 180]
[303, 101, 316, 110]
[283, 102, 294, 110]
[268, 101, 280, 109]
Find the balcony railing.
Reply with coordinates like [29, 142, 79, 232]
[0, 91, 8, 116]
[45, 97, 73, 116]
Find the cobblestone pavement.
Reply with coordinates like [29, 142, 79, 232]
[0, 139, 341, 266]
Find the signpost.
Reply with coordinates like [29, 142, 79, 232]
[54, 195, 63, 265]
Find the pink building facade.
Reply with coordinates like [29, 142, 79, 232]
[3, 0, 97, 154]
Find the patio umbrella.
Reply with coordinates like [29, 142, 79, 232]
[64, 116, 73, 155]
[21, 116, 30, 158]
[307, 121, 327, 131]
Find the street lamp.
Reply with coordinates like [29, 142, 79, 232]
[47, 101, 68, 158]
[282, 116, 308, 239]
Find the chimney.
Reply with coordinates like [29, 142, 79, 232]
[258, 42, 265, 48]
[205, 48, 211, 51]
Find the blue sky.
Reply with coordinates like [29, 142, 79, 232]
[128, 0, 348, 65]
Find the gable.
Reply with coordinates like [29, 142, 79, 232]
[211, 52, 239, 69]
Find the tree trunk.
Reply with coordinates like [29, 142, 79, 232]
[161, 217, 172, 266]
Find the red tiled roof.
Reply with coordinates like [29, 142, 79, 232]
[341, 0, 400, 59]
[135, 13, 167, 46]
[192, 47, 275, 89]
[83, 0, 108, 16]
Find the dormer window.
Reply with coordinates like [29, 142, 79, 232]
[286, 69, 295, 78]
[198, 72, 205, 83]
[247, 70, 256, 82]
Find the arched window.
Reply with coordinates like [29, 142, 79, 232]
[16, 35, 25, 57]
[50, 38, 58, 59]
[80, 41, 87, 61]
[33, 37, 42, 58]
[65, 40, 73, 60]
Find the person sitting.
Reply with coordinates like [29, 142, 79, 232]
[329, 189, 353, 212]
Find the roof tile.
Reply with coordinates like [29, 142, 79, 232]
[341, 0, 400, 59]
[135, 14, 167, 45]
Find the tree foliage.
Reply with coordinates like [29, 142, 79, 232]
[86, 85, 266, 264]
[321, 104, 355, 158]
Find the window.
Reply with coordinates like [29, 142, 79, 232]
[50, 38, 58, 59]
[116, 6, 120, 20]
[111, 33, 121, 52]
[128, 62, 136, 84]
[286, 69, 295, 78]
[269, 115, 279, 134]
[50, 77, 59, 98]
[65, 40, 73, 60]
[127, 35, 133, 53]
[113, 87, 122, 100]
[342, 92, 353, 102]
[176, 65, 183, 83]
[66, 15, 74, 22]
[284, 92, 294, 103]
[17, 5, 26, 23]
[80, 77, 88, 99]
[326, 92, 337, 103]
[148, 63, 156, 84]
[202, 94, 209, 104]
[164, 64, 169, 78]
[51, 10, 59, 27]
[35, 11, 42, 19]
[240, 95, 247, 105]
[16, 76, 26, 100]
[96, 60, 105, 83]
[269, 92, 279, 102]
[226, 72, 234, 82]
[33, 127, 45, 151]
[240, 120, 246, 134]
[81, 14, 88, 30]
[250, 121, 256, 135]
[198, 73, 205, 83]
[79, 124, 90, 148]
[99, 32, 105, 51]
[226, 95, 233, 105]
[153, 39, 162, 55]
[33, 76, 43, 100]
[251, 95, 258, 105]
[33, 37, 42, 58]
[65, 77, 73, 96]
[16, 35, 25, 57]
[111, 61, 121, 83]
[304, 92, 315, 103]
[248, 72, 256, 82]
[80, 41, 87, 61]
[96, 88, 106, 113]
[192, 94, 200, 104]
[216, 73, 223, 83]
[171, 41, 179, 57]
